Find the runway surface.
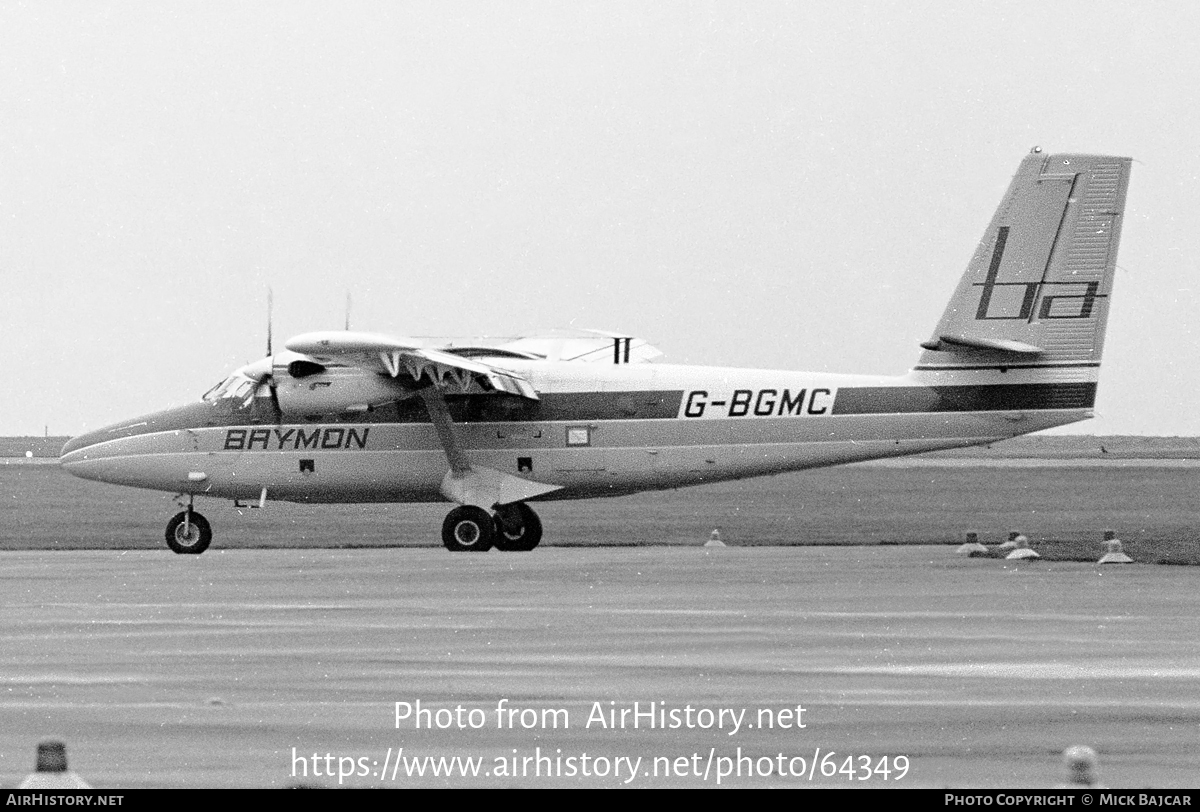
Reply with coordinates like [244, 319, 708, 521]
[1, 546, 1197, 788]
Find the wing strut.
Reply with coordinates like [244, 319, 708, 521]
[417, 388, 562, 509]
[418, 389, 472, 475]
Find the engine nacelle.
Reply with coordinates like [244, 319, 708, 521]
[273, 363, 409, 416]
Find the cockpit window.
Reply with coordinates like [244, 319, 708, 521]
[202, 374, 257, 406]
[202, 376, 235, 402]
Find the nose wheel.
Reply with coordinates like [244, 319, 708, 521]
[166, 509, 212, 555]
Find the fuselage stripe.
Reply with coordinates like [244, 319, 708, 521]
[831, 382, 1096, 415]
[911, 362, 1101, 371]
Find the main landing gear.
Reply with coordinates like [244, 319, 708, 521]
[165, 507, 212, 555]
[442, 502, 543, 552]
[159, 499, 542, 555]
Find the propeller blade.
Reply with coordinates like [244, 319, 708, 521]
[266, 287, 274, 357]
[264, 372, 283, 424]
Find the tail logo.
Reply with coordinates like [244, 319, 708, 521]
[973, 226, 1106, 322]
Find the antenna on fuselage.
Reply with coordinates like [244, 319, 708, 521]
[345, 290, 351, 331]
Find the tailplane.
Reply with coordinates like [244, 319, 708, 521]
[916, 150, 1132, 374]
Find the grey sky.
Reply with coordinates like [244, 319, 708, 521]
[1, 2, 1195, 436]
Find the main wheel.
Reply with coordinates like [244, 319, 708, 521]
[442, 505, 495, 552]
[165, 510, 212, 555]
[493, 503, 543, 552]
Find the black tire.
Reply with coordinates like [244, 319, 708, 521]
[165, 510, 212, 555]
[442, 505, 495, 552]
[493, 503, 543, 552]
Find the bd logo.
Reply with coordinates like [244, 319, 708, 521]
[974, 226, 1106, 321]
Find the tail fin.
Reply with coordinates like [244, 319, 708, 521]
[916, 150, 1132, 373]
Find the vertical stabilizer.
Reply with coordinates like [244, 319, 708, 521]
[917, 151, 1131, 372]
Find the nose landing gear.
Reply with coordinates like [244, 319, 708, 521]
[165, 507, 212, 555]
[441, 502, 543, 552]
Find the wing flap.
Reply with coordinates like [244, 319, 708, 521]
[405, 347, 539, 399]
[285, 331, 539, 400]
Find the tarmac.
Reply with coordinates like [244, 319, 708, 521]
[1, 546, 1197, 788]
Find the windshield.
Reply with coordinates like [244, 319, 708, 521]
[201, 374, 258, 405]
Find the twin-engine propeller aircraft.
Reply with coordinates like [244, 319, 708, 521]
[61, 150, 1132, 554]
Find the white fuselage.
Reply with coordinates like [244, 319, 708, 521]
[59, 360, 1092, 504]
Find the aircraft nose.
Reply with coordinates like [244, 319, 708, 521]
[60, 403, 211, 470]
[60, 429, 104, 461]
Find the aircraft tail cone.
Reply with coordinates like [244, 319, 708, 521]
[704, 530, 726, 548]
[956, 531, 988, 556]
[1005, 535, 1039, 560]
[1098, 536, 1133, 564]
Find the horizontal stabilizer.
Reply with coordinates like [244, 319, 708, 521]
[921, 335, 1044, 355]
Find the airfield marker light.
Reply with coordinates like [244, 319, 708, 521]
[998, 530, 1021, 551]
[1060, 745, 1101, 788]
[35, 741, 68, 772]
[705, 529, 726, 548]
[955, 531, 988, 556]
[1099, 533, 1133, 564]
[1005, 535, 1039, 560]
[16, 739, 92, 789]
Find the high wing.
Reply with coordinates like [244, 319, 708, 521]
[285, 330, 560, 509]
[498, 328, 662, 364]
[284, 331, 539, 399]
